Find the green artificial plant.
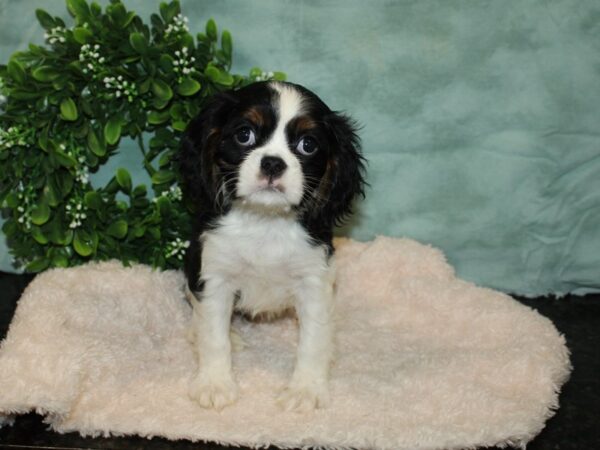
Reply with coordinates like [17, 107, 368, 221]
[0, 0, 285, 272]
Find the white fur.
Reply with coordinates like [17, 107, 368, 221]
[235, 83, 306, 208]
[189, 201, 335, 411]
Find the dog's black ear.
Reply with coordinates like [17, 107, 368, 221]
[320, 112, 366, 226]
[178, 92, 237, 210]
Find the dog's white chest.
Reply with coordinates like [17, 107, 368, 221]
[201, 207, 328, 315]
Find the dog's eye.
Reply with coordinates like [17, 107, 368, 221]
[234, 127, 256, 146]
[296, 136, 319, 156]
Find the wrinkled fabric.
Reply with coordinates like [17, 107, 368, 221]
[0, 238, 571, 449]
[1, 0, 599, 295]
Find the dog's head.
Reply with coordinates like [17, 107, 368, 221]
[179, 81, 365, 226]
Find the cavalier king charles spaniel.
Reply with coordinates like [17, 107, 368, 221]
[179, 81, 365, 411]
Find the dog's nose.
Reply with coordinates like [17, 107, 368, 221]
[260, 156, 287, 179]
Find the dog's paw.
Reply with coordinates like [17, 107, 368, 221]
[277, 379, 329, 412]
[189, 373, 238, 410]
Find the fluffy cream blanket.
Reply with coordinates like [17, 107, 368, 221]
[0, 237, 571, 450]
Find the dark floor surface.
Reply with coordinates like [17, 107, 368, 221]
[0, 271, 598, 450]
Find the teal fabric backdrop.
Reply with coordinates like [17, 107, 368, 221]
[1, 0, 599, 296]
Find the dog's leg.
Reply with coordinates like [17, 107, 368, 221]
[278, 265, 335, 411]
[188, 278, 238, 410]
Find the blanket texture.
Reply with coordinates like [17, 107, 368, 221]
[0, 237, 571, 450]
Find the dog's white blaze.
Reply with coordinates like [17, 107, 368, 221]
[271, 81, 304, 126]
[235, 82, 305, 208]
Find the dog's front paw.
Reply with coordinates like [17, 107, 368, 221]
[189, 372, 238, 410]
[277, 379, 330, 412]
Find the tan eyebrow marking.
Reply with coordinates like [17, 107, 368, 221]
[294, 116, 318, 133]
[242, 107, 265, 127]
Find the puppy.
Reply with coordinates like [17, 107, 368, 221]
[179, 81, 365, 411]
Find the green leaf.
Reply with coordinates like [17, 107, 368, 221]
[129, 32, 148, 54]
[54, 149, 77, 168]
[67, 0, 90, 20]
[5, 192, 19, 208]
[107, 219, 128, 239]
[31, 202, 51, 225]
[171, 120, 187, 131]
[123, 11, 137, 28]
[155, 196, 172, 216]
[151, 170, 175, 185]
[32, 65, 60, 82]
[2, 220, 18, 237]
[7, 59, 26, 84]
[158, 54, 173, 72]
[151, 79, 173, 101]
[148, 110, 170, 125]
[73, 229, 94, 256]
[51, 252, 69, 268]
[90, 2, 102, 16]
[205, 65, 234, 86]
[206, 18, 217, 41]
[133, 185, 147, 197]
[152, 97, 170, 110]
[73, 27, 93, 44]
[169, 103, 184, 120]
[221, 30, 232, 57]
[272, 71, 287, 81]
[104, 118, 122, 145]
[159, 1, 180, 23]
[31, 226, 49, 245]
[87, 128, 106, 156]
[116, 168, 132, 193]
[43, 180, 61, 207]
[54, 171, 74, 197]
[35, 9, 56, 29]
[47, 216, 73, 245]
[107, 2, 127, 27]
[26, 257, 50, 273]
[132, 225, 146, 238]
[84, 191, 103, 209]
[60, 97, 79, 121]
[177, 77, 201, 96]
